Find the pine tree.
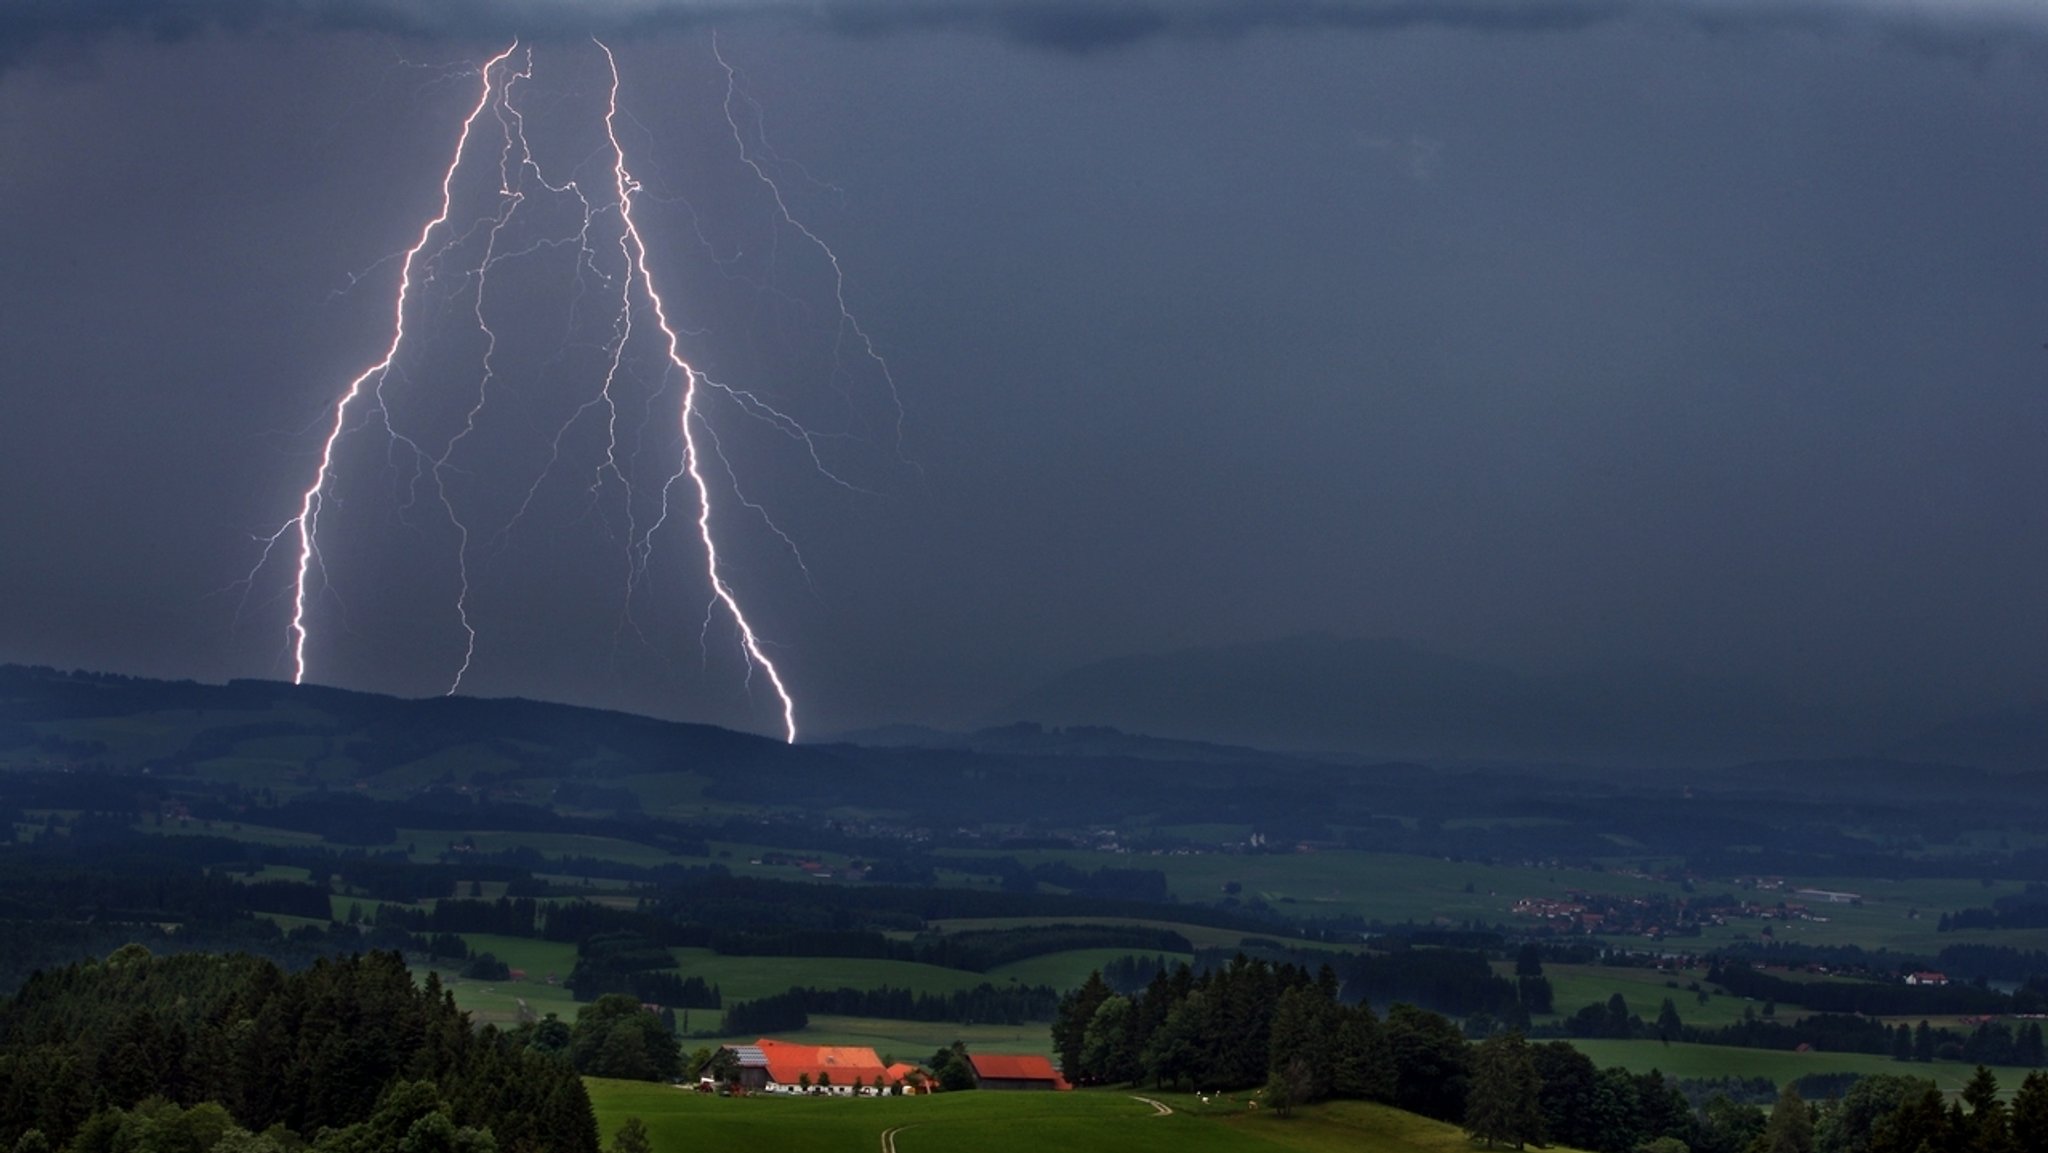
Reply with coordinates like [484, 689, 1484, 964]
[2011, 1073, 2048, 1153]
[1656, 998, 1684, 1042]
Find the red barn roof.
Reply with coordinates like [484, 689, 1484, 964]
[968, 1053, 1070, 1088]
[754, 1038, 889, 1087]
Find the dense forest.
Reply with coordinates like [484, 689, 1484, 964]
[0, 948, 597, 1153]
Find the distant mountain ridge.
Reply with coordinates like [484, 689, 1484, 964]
[5, 656, 2039, 779]
[998, 634, 1953, 767]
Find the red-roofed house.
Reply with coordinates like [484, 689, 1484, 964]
[967, 1053, 1070, 1091]
[733, 1038, 892, 1095]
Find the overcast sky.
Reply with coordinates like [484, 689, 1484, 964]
[2, 1, 2046, 740]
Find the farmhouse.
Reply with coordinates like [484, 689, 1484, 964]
[967, 1053, 1070, 1091]
[723, 1038, 892, 1095]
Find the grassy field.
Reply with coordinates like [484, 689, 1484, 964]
[584, 1080, 1538, 1153]
[1566, 1039, 2040, 1094]
[1515, 963, 1780, 1029]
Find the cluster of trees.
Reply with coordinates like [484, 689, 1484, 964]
[1053, 959, 1411, 1107]
[1234, 941, 1531, 1021]
[1937, 945, 2048, 984]
[1560, 994, 1687, 1041]
[718, 991, 808, 1036]
[563, 933, 712, 1004]
[0, 947, 597, 1153]
[508, 996, 682, 1083]
[729, 982, 1062, 1031]
[1791, 1070, 2048, 1153]
[1113, 939, 1536, 1023]
[1938, 886, 2048, 932]
[1886, 1018, 2047, 1067]
[1049, 957, 1701, 1149]
[38, 1081, 501, 1153]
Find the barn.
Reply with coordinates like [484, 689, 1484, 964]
[966, 1053, 1070, 1091]
[722, 1038, 892, 1095]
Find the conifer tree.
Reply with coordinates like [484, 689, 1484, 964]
[2011, 1073, 2048, 1153]
[1762, 1084, 1815, 1153]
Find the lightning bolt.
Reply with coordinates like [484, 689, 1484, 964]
[713, 34, 911, 459]
[600, 39, 799, 743]
[268, 43, 521, 687]
[254, 40, 844, 744]
[431, 48, 593, 694]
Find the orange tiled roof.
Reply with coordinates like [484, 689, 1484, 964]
[755, 1038, 890, 1086]
[968, 1053, 1070, 1088]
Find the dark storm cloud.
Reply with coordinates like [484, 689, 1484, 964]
[1, 0, 2042, 61]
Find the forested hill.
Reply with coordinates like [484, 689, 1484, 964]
[0, 664, 820, 779]
[0, 948, 597, 1153]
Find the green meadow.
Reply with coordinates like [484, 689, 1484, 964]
[584, 1080, 1548, 1153]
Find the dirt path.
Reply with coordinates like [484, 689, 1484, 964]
[1131, 1096, 1174, 1116]
[881, 1125, 909, 1153]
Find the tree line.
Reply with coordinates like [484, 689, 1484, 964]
[0, 947, 597, 1153]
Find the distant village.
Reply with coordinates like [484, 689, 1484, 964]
[1509, 880, 1861, 941]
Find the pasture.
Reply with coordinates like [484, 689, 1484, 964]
[584, 1080, 1530, 1153]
